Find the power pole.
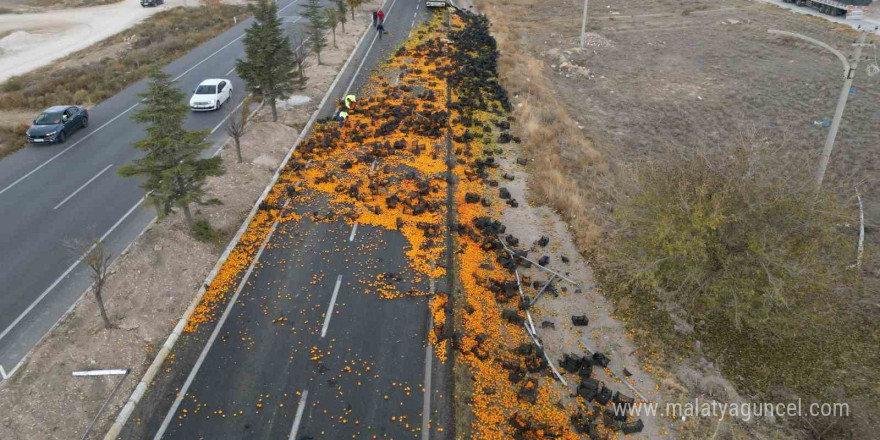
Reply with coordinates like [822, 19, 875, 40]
[768, 27, 877, 192]
[580, 0, 588, 48]
[815, 29, 871, 192]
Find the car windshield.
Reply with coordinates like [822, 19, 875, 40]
[34, 112, 63, 125]
[195, 85, 216, 95]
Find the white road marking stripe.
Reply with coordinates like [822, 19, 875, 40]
[421, 278, 436, 439]
[0, 0, 303, 197]
[171, 34, 246, 82]
[320, 275, 343, 338]
[348, 222, 358, 241]
[53, 163, 113, 210]
[289, 389, 309, 440]
[0, 196, 146, 344]
[153, 219, 280, 440]
[0, 102, 139, 197]
[342, 0, 399, 97]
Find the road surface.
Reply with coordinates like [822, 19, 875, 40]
[0, 0, 330, 378]
[118, 1, 453, 439]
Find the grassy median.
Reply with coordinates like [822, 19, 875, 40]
[0, 4, 248, 158]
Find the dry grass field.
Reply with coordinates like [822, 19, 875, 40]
[473, 0, 880, 437]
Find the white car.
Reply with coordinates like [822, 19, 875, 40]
[189, 79, 233, 111]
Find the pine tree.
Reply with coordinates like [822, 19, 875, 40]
[119, 69, 223, 228]
[303, 0, 327, 64]
[325, 7, 338, 49]
[335, 0, 347, 33]
[236, 0, 296, 121]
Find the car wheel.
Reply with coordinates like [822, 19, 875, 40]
[216, 101, 221, 110]
[57, 131, 66, 144]
[82, 117, 89, 129]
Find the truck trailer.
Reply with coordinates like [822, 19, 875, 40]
[782, 0, 873, 18]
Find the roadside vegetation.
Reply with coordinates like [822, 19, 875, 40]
[0, 3, 248, 158]
[119, 69, 224, 228]
[237, 0, 298, 122]
[25, 0, 123, 8]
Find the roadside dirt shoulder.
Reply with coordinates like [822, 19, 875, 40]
[0, 6, 380, 439]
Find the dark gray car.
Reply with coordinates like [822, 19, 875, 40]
[26, 105, 89, 144]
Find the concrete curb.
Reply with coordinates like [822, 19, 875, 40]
[101, 8, 383, 440]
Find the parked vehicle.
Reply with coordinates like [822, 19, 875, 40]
[189, 79, 233, 111]
[782, 0, 872, 18]
[426, 0, 448, 8]
[141, 0, 164, 7]
[26, 105, 89, 144]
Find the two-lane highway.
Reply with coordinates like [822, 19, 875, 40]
[118, 1, 454, 438]
[0, 0, 324, 377]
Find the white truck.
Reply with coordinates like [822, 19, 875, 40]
[781, 0, 872, 18]
[426, 0, 448, 8]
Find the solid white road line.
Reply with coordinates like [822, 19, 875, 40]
[421, 278, 436, 440]
[0, 196, 146, 344]
[153, 219, 279, 440]
[348, 222, 358, 242]
[0, 0, 304, 198]
[342, 0, 399, 97]
[53, 163, 113, 210]
[171, 34, 247, 82]
[320, 275, 343, 338]
[289, 389, 309, 440]
[0, 102, 139, 197]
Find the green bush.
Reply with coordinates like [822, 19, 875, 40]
[192, 218, 220, 243]
[598, 141, 874, 402]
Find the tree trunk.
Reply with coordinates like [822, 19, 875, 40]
[94, 287, 112, 330]
[182, 203, 194, 228]
[350, 7, 354, 21]
[270, 98, 278, 121]
[332, 29, 337, 48]
[234, 136, 243, 163]
[341, 21, 345, 32]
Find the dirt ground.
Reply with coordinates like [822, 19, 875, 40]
[493, 141, 678, 438]
[0, 0, 242, 82]
[0, 4, 381, 439]
[471, 0, 880, 438]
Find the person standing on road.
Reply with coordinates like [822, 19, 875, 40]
[377, 9, 385, 26]
[377, 22, 385, 39]
[372, 10, 378, 27]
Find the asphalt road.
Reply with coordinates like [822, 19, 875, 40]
[120, 1, 453, 438]
[0, 0, 332, 377]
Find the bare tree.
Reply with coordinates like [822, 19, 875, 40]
[325, 7, 338, 49]
[68, 238, 114, 330]
[225, 104, 248, 163]
[291, 30, 310, 91]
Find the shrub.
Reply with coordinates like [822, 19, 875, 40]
[72, 89, 89, 105]
[598, 139, 872, 402]
[192, 218, 220, 243]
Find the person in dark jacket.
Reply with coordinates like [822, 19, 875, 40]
[372, 10, 378, 27]
[377, 22, 385, 39]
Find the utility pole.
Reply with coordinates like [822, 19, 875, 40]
[768, 27, 876, 192]
[580, 0, 588, 48]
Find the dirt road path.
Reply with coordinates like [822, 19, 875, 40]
[0, 0, 202, 82]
